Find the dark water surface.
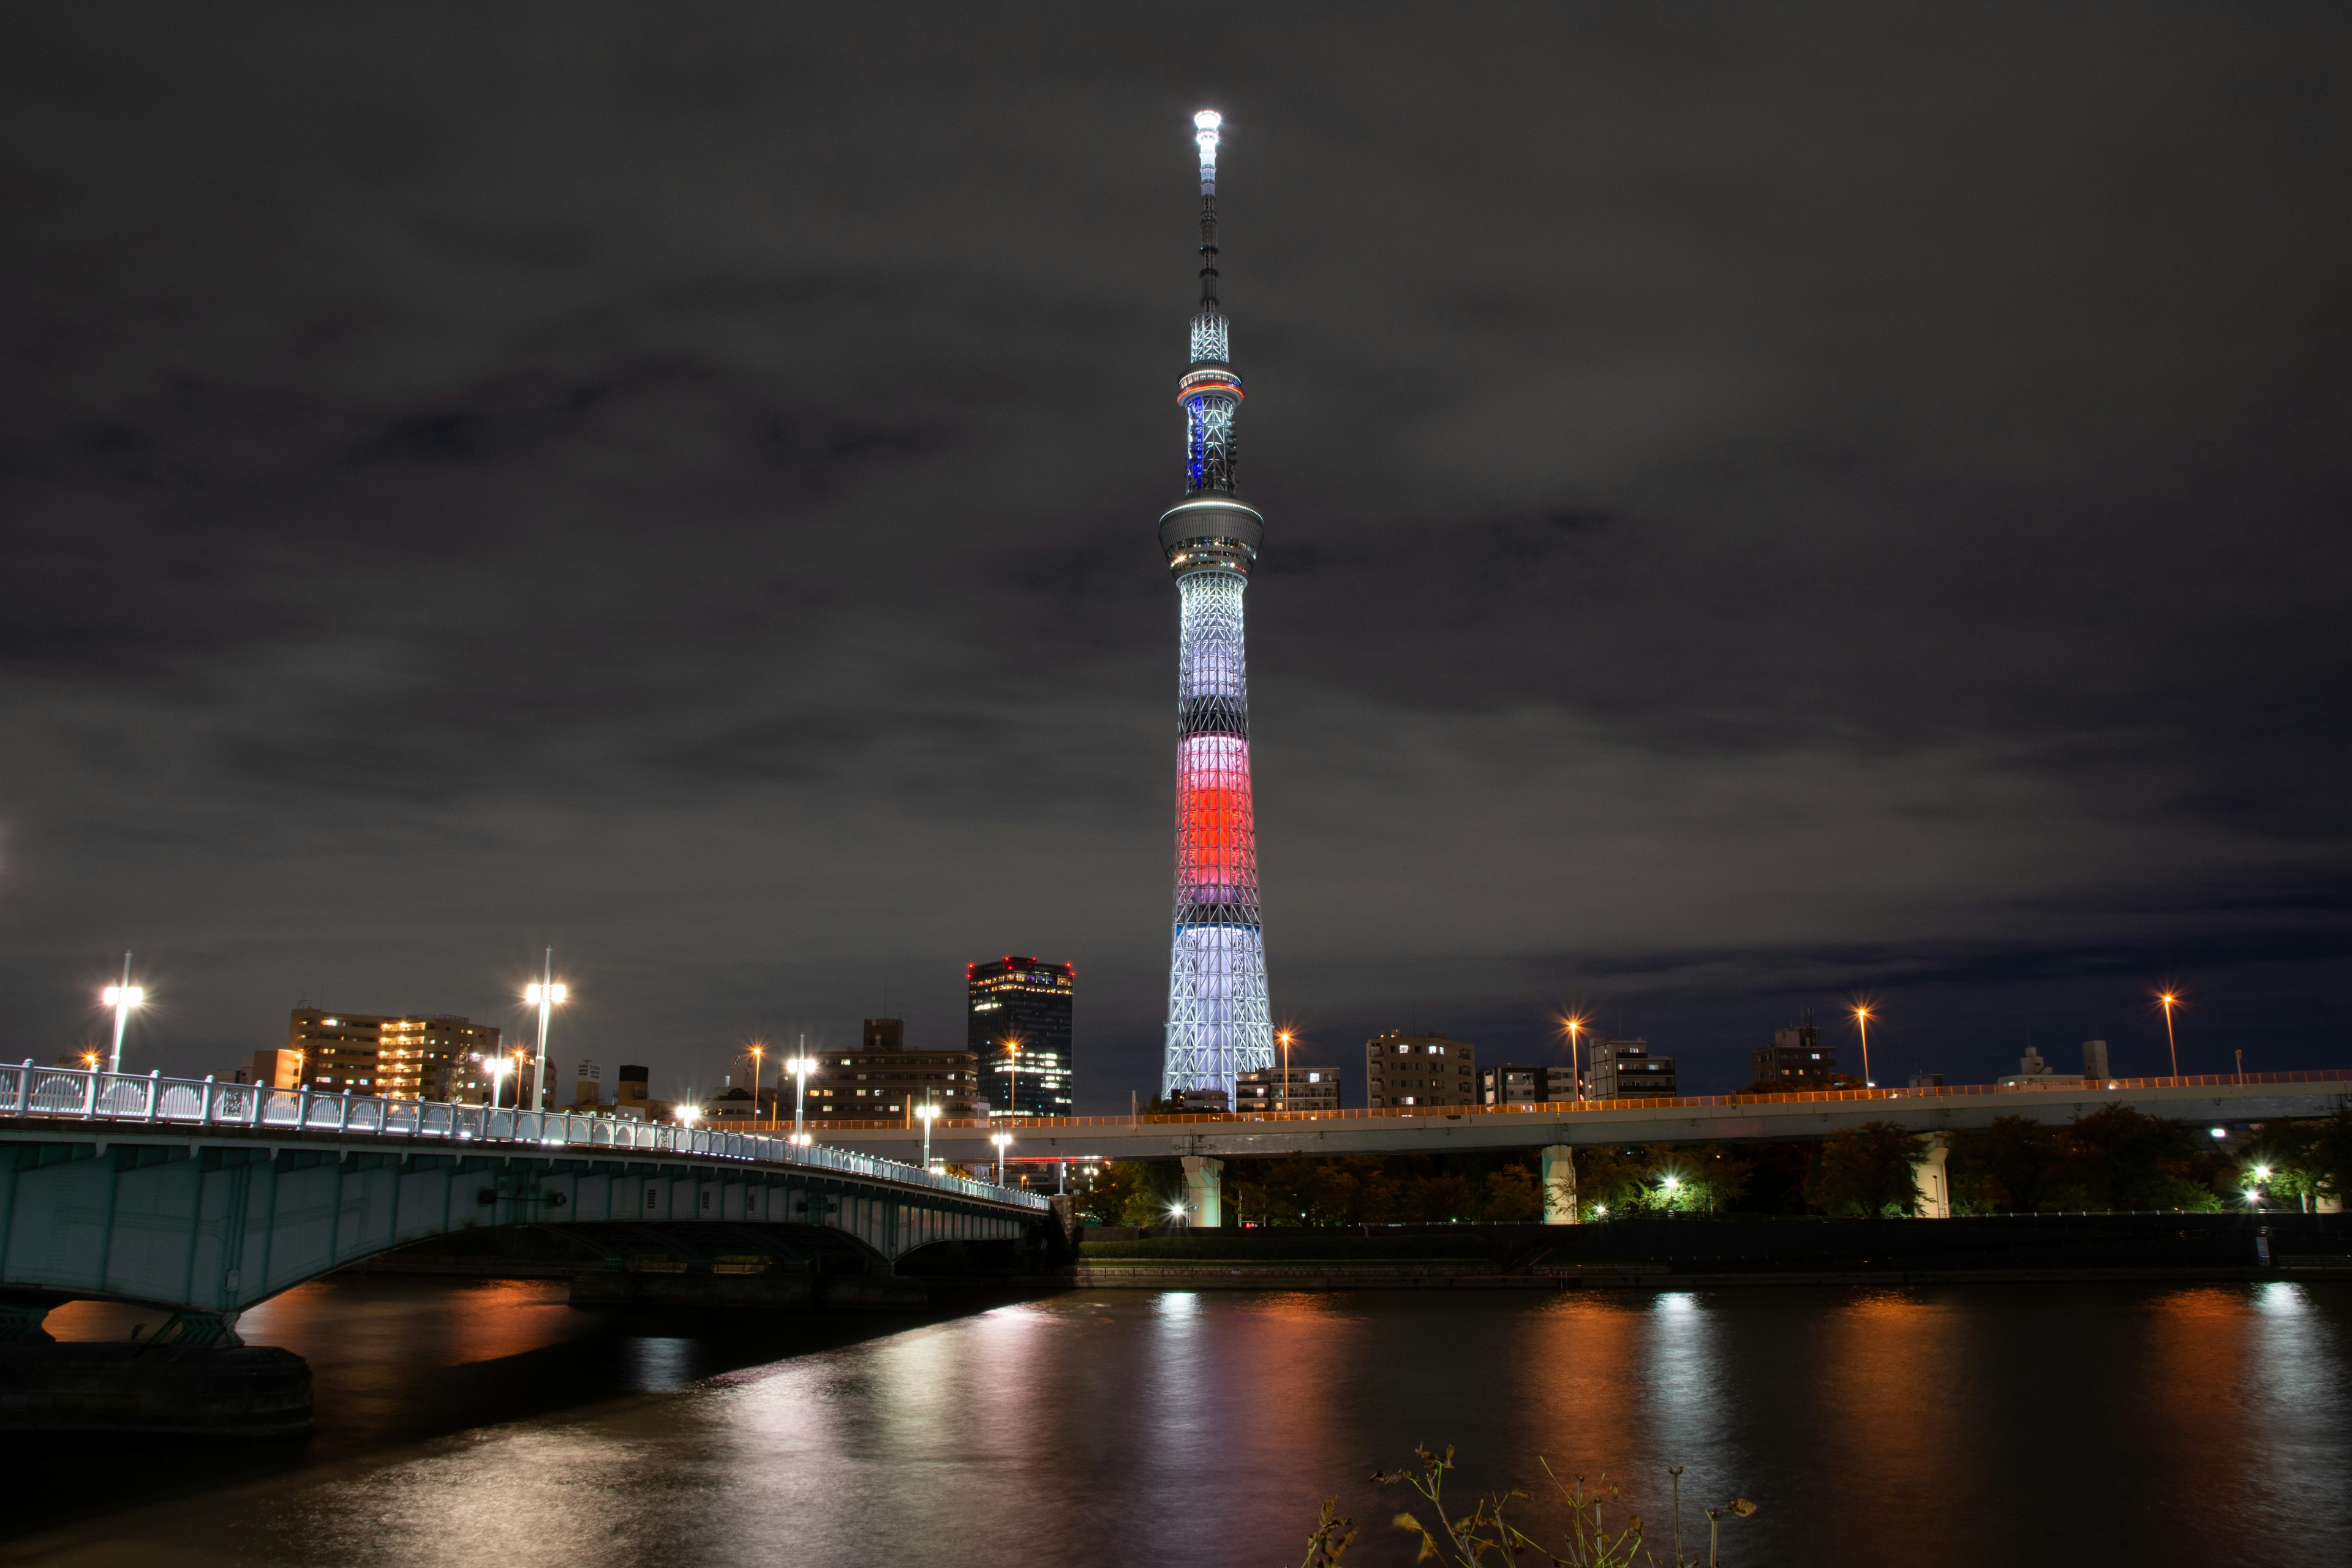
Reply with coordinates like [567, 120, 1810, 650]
[2, 1278, 2346, 1564]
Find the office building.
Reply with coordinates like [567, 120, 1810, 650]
[968, 959, 1074, 1117]
[1167, 1087, 1229, 1113]
[1234, 1065, 1341, 1115]
[1751, 1020, 1838, 1087]
[1588, 1039, 1676, 1099]
[1482, 1063, 1581, 1106]
[1365, 1031, 1477, 1109]
[808, 1019, 981, 1123]
[263, 1009, 500, 1101]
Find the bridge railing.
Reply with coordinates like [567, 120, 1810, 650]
[793, 1069, 2352, 1133]
[0, 1063, 1049, 1212]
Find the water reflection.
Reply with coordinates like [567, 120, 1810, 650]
[2, 1282, 2345, 1567]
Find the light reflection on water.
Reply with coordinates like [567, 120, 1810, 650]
[3, 1281, 2346, 1566]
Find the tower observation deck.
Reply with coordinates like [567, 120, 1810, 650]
[1159, 110, 1275, 1100]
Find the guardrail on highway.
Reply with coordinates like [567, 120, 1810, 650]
[791, 1069, 2352, 1133]
[0, 1062, 1050, 1212]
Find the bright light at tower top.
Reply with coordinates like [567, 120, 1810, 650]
[1194, 109, 1221, 179]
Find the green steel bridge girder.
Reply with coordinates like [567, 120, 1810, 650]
[0, 1129, 1040, 1316]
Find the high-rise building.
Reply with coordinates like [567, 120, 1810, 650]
[807, 1019, 982, 1122]
[967, 962, 1074, 1117]
[1482, 1063, 1581, 1106]
[1235, 1065, 1341, 1115]
[1588, 1039, 1676, 1099]
[269, 1008, 500, 1101]
[1751, 1020, 1838, 1087]
[1365, 1031, 1478, 1109]
[1159, 110, 1276, 1104]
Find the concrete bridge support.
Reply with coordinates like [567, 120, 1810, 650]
[1180, 1155, 1223, 1227]
[1540, 1145, 1579, 1224]
[1913, 1132, 1953, 1218]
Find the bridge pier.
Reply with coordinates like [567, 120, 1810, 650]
[1913, 1133, 1953, 1218]
[1180, 1155, 1224, 1227]
[1540, 1145, 1579, 1224]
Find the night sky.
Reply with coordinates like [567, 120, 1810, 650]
[6, 6, 2349, 1107]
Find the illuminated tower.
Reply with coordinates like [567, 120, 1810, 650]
[1160, 110, 1275, 1101]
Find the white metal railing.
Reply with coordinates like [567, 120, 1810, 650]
[0, 1062, 1050, 1212]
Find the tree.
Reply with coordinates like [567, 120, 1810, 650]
[2067, 1104, 2216, 1212]
[1810, 1121, 1925, 1216]
[1483, 1164, 1541, 1222]
[1949, 1116, 2068, 1212]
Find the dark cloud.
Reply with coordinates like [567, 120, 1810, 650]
[0, 3, 2346, 1099]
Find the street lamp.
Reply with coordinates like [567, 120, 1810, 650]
[1276, 1029, 1295, 1112]
[746, 1042, 766, 1127]
[990, 1130, 1012, 1186]
[1560, 1014, 1588, 1102]
[2157, 990, 2182, 1078]
[916, 1099, 941, 1169]
[784, 1054, 817, 1145]
[678, 1104, 701, 1127]
[523, 951, 567, 1113]
[100, 952, 144, 1074]
[484, 1054, 513, 1109]
[1851, 1002, 1875, 1088]
[998, 1038, 1023, 1121]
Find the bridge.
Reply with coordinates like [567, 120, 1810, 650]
[818, 1070, 2352, 1224]
[0, 1063, 1050, 1344]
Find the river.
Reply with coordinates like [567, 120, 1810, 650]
[0, 1277, 2345, 1564]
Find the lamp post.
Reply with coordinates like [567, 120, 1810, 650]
[990, 1130, 1011, 1186]
[1276, 1029, 1294, 1112]
[101, 953, 143, 1075]
[747, 1042, 766, 1128]
[485, 1054, 512, 1110]
[998, 1038, 1023, 1122]
[1561, 1014, 1586, 1102]
[1852, 1003, 1874, 1088]
[523, 951, 567, 1114]
[784, 1053, 816, 1145]
[917, 1099, 941, 1169]
[2158, 991, 2181, 1078]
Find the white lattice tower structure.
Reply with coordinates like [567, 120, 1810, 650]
[1158, 111, 1275, 1099]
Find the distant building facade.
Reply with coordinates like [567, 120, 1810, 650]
[1587, 1038, 1676, 1099]
[1365, 1032, 1477, 1109]
[1234, 1065, 1341, 1115]
[1167, 1087, 1229, 1114]
[263, 1009, 500, 1101]
[967, 958, 1074, 1117]
[807, 1018, 981, 1123]
[1482, 1063, 1581, 1106]
[1751, 1022, 1837, 1088]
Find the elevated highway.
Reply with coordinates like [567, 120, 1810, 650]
[818, 1071, 2352, 1166]
[0, 1064, 1049, 1341]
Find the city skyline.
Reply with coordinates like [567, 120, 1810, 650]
[2, 9, 2346, 1108]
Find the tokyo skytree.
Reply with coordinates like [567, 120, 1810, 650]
[1159, 110, 1275, 1101]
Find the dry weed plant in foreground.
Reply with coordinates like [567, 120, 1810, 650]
[1292, 1445, 1756, 1567]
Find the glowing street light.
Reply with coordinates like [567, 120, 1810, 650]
[916, 1098, 941, 1168]
[990, 1130, 1012, 1186]
[2252, 1164, 2272, 1182]
[998, 1037, 1023, 1121]
[484, 1054, 513, 1109]
[677, 1104, 701, 1127]
[783, 1050, 818, 1145]
[1559, 1014, 1588, 1101]
[2157, 990, 2182, 1078]
[746, 1042, 766, 1127]
[523, 950, 568, 1113]
[1851, 1001, 1875, 1088]
[1276, 1029, 1295, 1112]
[100, 952, 143, 1074]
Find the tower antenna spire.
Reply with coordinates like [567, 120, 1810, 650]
[1194, 110, 1221, 311]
